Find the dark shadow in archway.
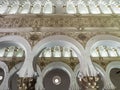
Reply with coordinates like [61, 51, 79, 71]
[110, 68, 120, 90]
[43, 68, 70, 90]
[97, 75, 104, 90]
[8, 71, 19, 90]
[0, 68, 4, 85]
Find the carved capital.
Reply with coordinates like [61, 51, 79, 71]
[78, 76, 99, 90]
[17, 77, 36, 90]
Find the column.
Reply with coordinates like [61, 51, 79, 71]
[17, 77, 37, 90]
[78, 76, 99, 90]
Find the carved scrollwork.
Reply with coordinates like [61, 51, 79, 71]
[0, 15, 119, 28]
[17, 77, 36, 90]
[78, 76, 100, 89]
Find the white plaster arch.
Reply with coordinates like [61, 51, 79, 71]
[7, 62, 23, 90]
[7, 62, 42, 90]
[86, 35, 120, 56]
[106, 61, 120, 75]
[32, 35, 98, 77]
[94, 63, 115, 90]
[0, 35, 33, 77]
[0, 61, 9, 90]
[41, 62, 75, 90]
[74, 63, 115, 90]
[84, 35, 120, 89]
[35, 65, 43, 90]
[85, 35, 120, 89]
[106, 61, 120, 89]
[8, 62, 23, 78]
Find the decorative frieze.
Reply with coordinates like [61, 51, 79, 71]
[0, 15, 119, 28]
[0, 29, 120, 48]
[0, 14, 120, 73]
[0, 14, 119, 48]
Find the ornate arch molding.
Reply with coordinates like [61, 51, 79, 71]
[8, 62, 23, 77]
[32, 35, 98, 77]
[41, 62, 75, 90]
[106, 61, 120, 89]
[74, 63, 115, 90]
[0, 35, 32, 77]
[0, 61, 9, 90]
[85, 35, 120, 89]
[7, 62, 23, 90]
[94, 63, 115, 90]
[86, 35, 120, 56]
[35, 65, 43, 90]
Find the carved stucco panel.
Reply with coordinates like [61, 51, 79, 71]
[0, 15, 119, 28]
[0, 31, 119, 48]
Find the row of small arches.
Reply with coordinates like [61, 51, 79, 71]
[0, 0, 120, 14]
[0, 45, 120, 58]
